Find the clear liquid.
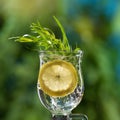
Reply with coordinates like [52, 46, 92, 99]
[37, 84, 84, 115]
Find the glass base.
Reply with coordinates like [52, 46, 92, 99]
[70, 114, 88, 120]
[52, 115, 69, 120]
[52, 114, 88, 120]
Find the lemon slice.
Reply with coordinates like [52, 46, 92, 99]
[38, 60, 78, 97]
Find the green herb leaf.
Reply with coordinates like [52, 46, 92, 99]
[53, 16, 71, 51]
[12, 16, 80, 52]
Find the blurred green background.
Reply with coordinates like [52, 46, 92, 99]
[0, 0, 120, 120]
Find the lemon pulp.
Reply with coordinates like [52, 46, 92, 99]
[38, 60, 78, 97]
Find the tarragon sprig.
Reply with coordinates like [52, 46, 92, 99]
[12, 16, 80, 52]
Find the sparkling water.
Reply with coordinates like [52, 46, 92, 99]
[37, 84, 84, 115]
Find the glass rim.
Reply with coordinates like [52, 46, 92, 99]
[38, 50, 83, 55]
[38, 50, 83, 59]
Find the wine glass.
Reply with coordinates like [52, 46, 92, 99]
[37, 50, 88, 120]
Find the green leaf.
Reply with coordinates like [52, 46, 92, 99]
[53, 16, 71, 51]
[12, 16, 80, 53]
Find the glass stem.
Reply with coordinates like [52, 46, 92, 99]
[52, 114, 71, 120]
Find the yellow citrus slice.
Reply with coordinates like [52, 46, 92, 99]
[38, 60, 78, 97]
